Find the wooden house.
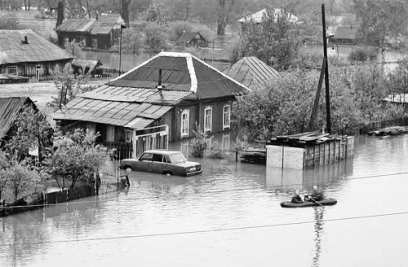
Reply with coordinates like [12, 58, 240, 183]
[56, 14, 125, 50]
[54, 52, 250, 157]
[238, 8, 299, 33]
[225, 57, 280, 91]
[0, 30, 73, 79]
[177, 31, 209, 48]
[329, 25, 358, 45]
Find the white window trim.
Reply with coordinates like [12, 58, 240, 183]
[181, 109, 190, 137]
[223, 104, 231, 129]
[204, 106, 212, 132]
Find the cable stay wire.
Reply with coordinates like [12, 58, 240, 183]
[1, 210, 408, 247]
[1, 170, 408, 210]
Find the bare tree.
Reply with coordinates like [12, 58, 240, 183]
[216, 0, 234, 36]
[121, 0, 131, 27]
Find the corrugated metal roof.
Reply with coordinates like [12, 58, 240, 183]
[57, 14, 125, 34]
[80, 85, 192, 105]
[125, 117, 153, 129]
[0, 97, 32, 140]
[225, 57, 281, 91]
[333, 25, 358, 40]
[108, 52, 250, 99]
[53, 97, 172, 129]
[0, 29, 73, 65]
[56, 18, 96, 32]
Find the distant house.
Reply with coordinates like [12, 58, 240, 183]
[54, 52, 249, 157]
[0, 30, 73, 80]
[329, 25, 358, 45]
[225, 57, 281, 91]
[56, 14, 125, 50]
[71, 59, 103, 76]
[238, 8, 299, 32]
[177, 31, 209, 48]
[0, 97, 37, 144]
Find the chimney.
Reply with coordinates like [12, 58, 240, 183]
[22, 36, 29, 44]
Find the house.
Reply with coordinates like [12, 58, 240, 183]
[54, 52, 250, 157]
[0, 97, 36, 144]
[0, 30, 73, 79]
[56, 14, 125, 50]
[238, 8, 299, 32]
[225, 57, 281, 91]
[177, 31, 209, 48]
[329, 25, 358, 45]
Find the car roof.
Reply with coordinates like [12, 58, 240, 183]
[143, 150, 183, 155]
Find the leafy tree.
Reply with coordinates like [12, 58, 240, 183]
[233, 8, 300, 70]
[144, 22, 168, 53]
[50, 129, 108, 189]
[4, 105, 52, 163]
[120, 28, 144, 54]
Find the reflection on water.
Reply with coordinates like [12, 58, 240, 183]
[312, 207, 325, 267]
[266, 160, 353, 193]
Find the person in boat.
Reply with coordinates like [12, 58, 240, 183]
[291, 190, 303, 203]
[309, 185, 324, 201]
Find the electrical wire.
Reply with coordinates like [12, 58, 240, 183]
[1, 170, 408, 210]
[1, 210, 408, 247]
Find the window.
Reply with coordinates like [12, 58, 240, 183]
[140, 153, 153, 161]
[152, 154, 163, 162]
[181, 109, 190, 137]
[7, 66, 17, 75]
[106, 125, 115, 142]
[204, 106, 212, 132]
[223, 104, 231, 129]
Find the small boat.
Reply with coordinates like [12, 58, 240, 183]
[280, 198, 337, 208]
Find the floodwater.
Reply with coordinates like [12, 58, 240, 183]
[1, 134, 408, 267]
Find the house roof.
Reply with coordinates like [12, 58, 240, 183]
[0, 97, 34, 140]
[109, 51, 250, 99]
[225, 57, 280, 91]
[238, 8, 299, 24]
[53, 97, 171, 129]
[54, 52, 250, 129]
[57, 14, 125, 34]
[0, 29, 73, 65]
[333, 25, 358, 40]
[177, 32, 207, 44]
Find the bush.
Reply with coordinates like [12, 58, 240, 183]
[348, 48, 377, 62]
[190, 127, 207, 158]
[207, 141, 226, 159]
[144, 23, 169, 53]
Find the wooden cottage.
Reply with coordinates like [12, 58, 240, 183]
[0, 30, 73, 79]
[329, 25, 358, 45]
[54, 52, 250, 157]
[225, 57, 280, 91]
[56, 14, 125, 50]
[177, 31, 209, 48]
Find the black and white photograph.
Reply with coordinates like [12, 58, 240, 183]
[0, 0, 408, 266]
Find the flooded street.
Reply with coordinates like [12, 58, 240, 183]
[1, 135, 408, 267]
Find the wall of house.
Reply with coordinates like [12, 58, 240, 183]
[0, 60, 71, 77]
[58, 32, 91, 48]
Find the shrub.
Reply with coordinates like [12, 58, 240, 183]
[348, 47, 377, 62]
[190, 127, 207, 158]
[207, 141, 226, 159]
[144, 23, 169, 53]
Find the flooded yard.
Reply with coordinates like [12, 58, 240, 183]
[1, 134, 408, 266]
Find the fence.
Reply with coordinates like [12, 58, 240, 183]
[359, 117, 408, 134]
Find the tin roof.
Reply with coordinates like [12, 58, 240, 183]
[53, 97, 172, 129]
[225, 57, 280, 91]
[109, 52, 250, 99]
[0, 29, 73, 65]
[57, 14, 125, 34]
[238, 8, 299, 24]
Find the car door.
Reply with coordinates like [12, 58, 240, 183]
[138, 152, 153, 171]
[151, 153, 164, 173]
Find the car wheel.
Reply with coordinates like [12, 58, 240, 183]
[124, 167, 132, 173]
[163, 171, 172, 176]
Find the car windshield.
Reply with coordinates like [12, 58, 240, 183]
[168, 153, 187, 164]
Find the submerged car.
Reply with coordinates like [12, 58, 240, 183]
[120, 150, 202, 176]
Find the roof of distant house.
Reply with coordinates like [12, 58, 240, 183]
[0, 97, 35, 140]
[238, 8, 299, 24]
[225, 57, 280, 91]
[177, 31, 208, 44]
[0, 29, 73, 65]
[54, 52, 250, 128]
[56, 14, 125, 34]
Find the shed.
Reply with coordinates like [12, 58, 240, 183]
[225, 57, 281, 91]
[330, 25, 358, 45]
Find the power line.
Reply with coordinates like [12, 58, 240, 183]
[1, 210, 408, 247]
[2, 170, 408, 210]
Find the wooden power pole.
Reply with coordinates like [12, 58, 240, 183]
[321, 3, 331, 134]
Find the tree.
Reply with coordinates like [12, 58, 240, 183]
[121, 0, 131, 27]
[216, 0, 234, 35]
[50, 129, 108, 189]
[233, 8, 300, 70]
[354, 0, 408, 51]
[4, 106, 52, 163]
[0, 16, 18, 30]
[144, 22, 168, 53]
[2, 163, 41, 201]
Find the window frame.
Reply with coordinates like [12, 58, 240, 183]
[139, 152, 153, 161]
[181, 109, 190, 137]
[204, 106, 213, 132]
[7, 65, 17, 75]
[223, 104, 231, 130]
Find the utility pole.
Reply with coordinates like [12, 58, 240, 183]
[118, 25, 123, 76]
[321, 4, 331, 134]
